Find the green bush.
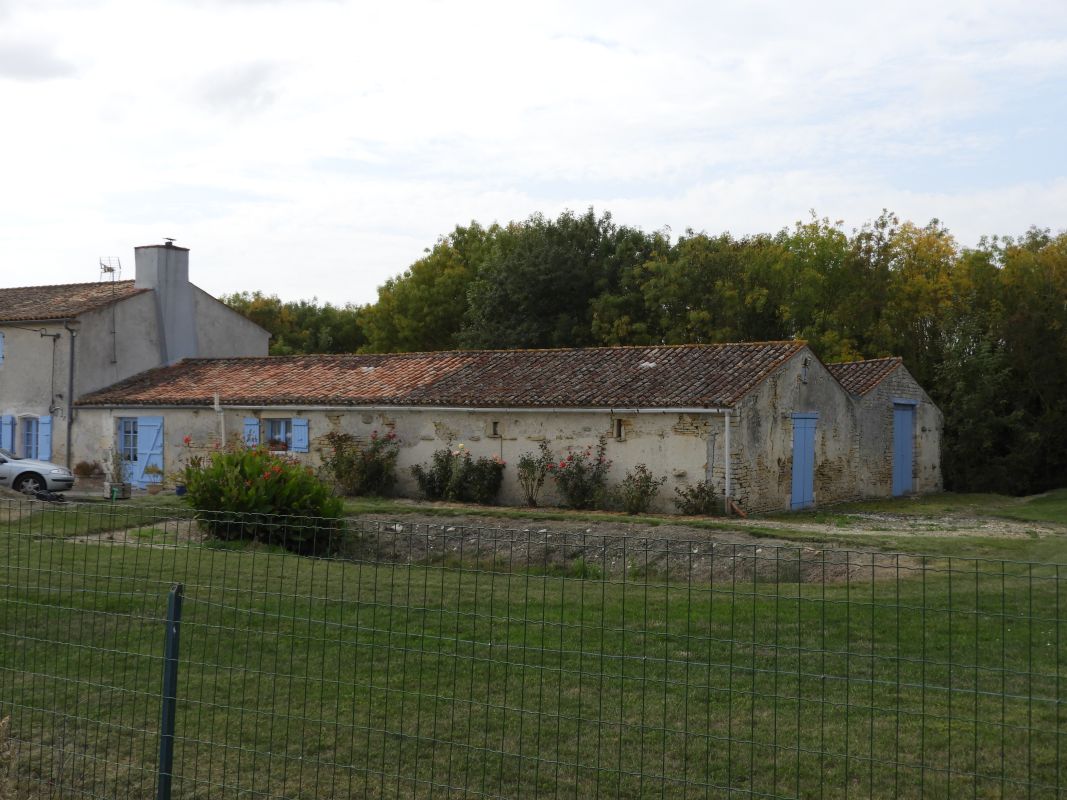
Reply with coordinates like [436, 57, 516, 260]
[411, 444, 506, 504]
[616, 463, 667, 515]
[548, 437, 611, 510]
[674, 479, 719, 515]
[321, 430, 400, 496]
[516, 442, 554, 506]
[182, 444, 345, 555]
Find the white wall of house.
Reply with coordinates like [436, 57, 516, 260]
[75, 292, 164, 397]
[0, 323, 68, 415]
[72, 405, 729, 510]
[192, 288, 271, 358]
[0, 323, 67, 461]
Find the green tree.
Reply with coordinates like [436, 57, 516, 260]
[360, 223, 495, 352]
[460, 209, 659, 349]
[222, 292, 366, 355]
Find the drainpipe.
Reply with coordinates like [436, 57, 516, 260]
[723, 408, 732, 514]
[63, 320, 77, 469]
[214, 393, 225, 443]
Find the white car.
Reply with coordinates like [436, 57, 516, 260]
[0, 448, 75, 494]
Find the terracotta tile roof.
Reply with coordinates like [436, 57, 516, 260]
[0, 281, 148, 322]
[826, 357, 902, 396]
[76, 342, 807, 409]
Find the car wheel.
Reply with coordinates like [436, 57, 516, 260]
[15, 473, 45, 494]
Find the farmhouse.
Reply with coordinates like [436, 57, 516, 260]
[0, 242, 270, 469]
[73, 342, 942, 512]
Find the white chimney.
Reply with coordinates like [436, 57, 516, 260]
[135, 240, 198, 364]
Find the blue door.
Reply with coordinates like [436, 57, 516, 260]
[893, 404, 915, 496]
[134, 417, 165, 488]
[119, 417, 164, 488]
[791, 414, 817, 510]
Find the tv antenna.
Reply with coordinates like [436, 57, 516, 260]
[99, 257, 122, 282]
[99, 257, 122, 364]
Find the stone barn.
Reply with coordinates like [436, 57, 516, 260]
[827, 356, 942, 498]
[72, 342, 942, 512]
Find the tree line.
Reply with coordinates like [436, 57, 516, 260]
[223, 209, 1067, 496]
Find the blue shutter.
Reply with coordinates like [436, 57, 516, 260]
[243, 418, 260, 446]
[134, 416, 164, 488]
[37, 416, 52, 462]
[0, 416, 13, 451]
[291, 418, 309, 453]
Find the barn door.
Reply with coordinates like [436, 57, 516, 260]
[791, 414, 817, 510]
[892, 403, 915, 496]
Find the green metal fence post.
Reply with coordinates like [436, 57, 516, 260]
[157, 583, 184, 800]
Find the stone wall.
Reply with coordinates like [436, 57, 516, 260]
[731, 347, 860, 513]
[854, 364, 943, 496]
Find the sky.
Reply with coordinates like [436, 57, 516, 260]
[1, 0, 1065, 305]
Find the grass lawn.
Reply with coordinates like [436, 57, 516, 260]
[2, 502, 1065, 798]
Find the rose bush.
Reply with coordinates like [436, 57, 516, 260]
[548, 436, 611, 510]
[321, 430, 400, 496]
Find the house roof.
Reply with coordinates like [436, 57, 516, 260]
[76, 341, 808, 409]
[0, 280, 148, 322]
[826, 357, 902, 396]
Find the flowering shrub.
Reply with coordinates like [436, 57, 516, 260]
[674, 480, 720, 515]
[321, 430, 400, 496]
[548, 437, 611, 510]
[411, 444, 506, 504]
[615, 463, 667, 515]
[182, 444, 344, 555]
[516, 441, 554, 506]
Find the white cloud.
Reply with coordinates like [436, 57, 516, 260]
[196, 61, 282, 116]
[0, 0, 1064, 304]
[0, 40, 76, 80]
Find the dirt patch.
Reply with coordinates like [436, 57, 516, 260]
[68, 519, 204, 546]
[346, 513, 916, 585]
[750, 511, 1064, 538]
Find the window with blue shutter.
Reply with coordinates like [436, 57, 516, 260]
[37, 416, 52, 462]
[243, 418, 260, 446]
[0, 416, 13, 452]
[118, 418, 138, 483]
[22, 418, 38, 459]
[119, 418, 138, 461]
[266, 419, 291, 448]
[291, 419, 309, 453]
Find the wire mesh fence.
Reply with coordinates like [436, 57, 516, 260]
[0, 497, 1064, 798]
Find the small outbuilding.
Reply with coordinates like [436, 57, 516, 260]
[73, 342, 942, 512]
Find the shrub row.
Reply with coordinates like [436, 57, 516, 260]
[180, 435, 721, 555]
[412, 436, 720, 515]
